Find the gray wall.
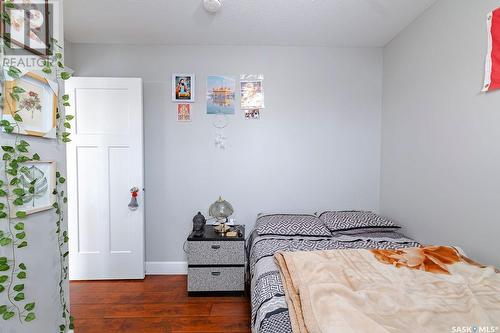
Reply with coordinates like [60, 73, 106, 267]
[381, 0, 500, 266]
[0, 130, 67, 333]
[68, 44, 383, 263]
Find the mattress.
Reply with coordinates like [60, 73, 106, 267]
[248, 230, 420, 333]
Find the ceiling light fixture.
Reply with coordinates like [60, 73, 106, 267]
[203, 0, 222, 14]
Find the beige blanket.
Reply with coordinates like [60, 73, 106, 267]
[275, 247, 500, 333]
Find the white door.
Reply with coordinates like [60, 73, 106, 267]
[66, 77, 144, 280]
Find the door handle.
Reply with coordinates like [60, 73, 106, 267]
[211, 244, 220, 249]
[211, 272, 221, 276]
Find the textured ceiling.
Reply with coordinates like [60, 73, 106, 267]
[64, 0, 438, 47]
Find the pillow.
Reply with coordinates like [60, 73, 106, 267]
[318, 211, 400, 233]
[255, 214, 331, 237]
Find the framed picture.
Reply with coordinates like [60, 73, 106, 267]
[177, 103, 191, 122]
[172, 74, 195, 102]
[2, 71, 58, 138]
[9, 160, 57, 216]
[206, 75, 236, 115]
[0, 0, 52, 56]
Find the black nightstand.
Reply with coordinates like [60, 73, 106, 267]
[186, 225, 245, 296]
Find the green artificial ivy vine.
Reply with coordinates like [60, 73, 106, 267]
[0, 0, 74, 330]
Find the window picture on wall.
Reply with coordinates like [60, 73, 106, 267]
[9, 160, 57, 216]
[240, 74, 265, 110]
[172, 74, 195, 102]
[206, 75, 236, 114]
[2, 71, 58, 138]
[177, 104, 191, 122]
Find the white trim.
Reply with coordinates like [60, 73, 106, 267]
[145, 261, 188, 275]
[482, 11, 494, 92]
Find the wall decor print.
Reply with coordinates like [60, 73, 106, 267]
[245, 109, 260, 119]
[483, 7, 500, 92]
[177, 103, 191, 122]
[2, 71, 57, 138]
[172, 74, 195, 102]
[206, 75, 236, 114]
[10, 161, 57, 216]
[0, 0, 52, 56]
[240, 74, 265, 110]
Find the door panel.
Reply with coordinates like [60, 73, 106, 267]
[66, 77, 144, 280]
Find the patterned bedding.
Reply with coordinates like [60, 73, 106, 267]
[248, 230, 420, 333]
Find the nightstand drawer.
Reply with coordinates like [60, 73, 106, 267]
[188, 267, 245, 292]
[188, 241, 245, 265]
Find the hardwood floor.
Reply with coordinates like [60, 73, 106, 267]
[70, 275, 251, 333]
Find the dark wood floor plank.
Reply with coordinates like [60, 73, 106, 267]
[71, 275, 251, 333]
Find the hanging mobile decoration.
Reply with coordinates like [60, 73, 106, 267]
[213, 113, 228, 149]
[128, 187, 140, 210]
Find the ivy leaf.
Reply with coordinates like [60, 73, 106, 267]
[42, 67, 52, 74]
[62, 137, 72, 143]
[63, 122, 71, 129]
[2, 311, 15, 320]
[17, 241, 28, 249]
[0, 275, 8, 283]
[65, 115, 74, 121]
[7, 66, 21, 79]
[0, 120, 10, 127]
[0, 257, 6, 264]
[0, 262, 10, 271]
[0, 305, 6, 314]
[12, 86, 26, 94]
[13, 284, 24, 292]
[19, 140, 29, 147]
[13, 113, 23, 122]
[0, 285, 4, 293]
[1, 146, 15, 153]
[59, 177, 66, 184]
[16, 232, 26, 240]
[17, 271, 26, 279]
[13, 198, 24, 206]
[0, 203, 4, 210]
[24, 303, 35, 311]
[9, 92, 19, 102]
[0, 212, 7, 219]
[0, 189, 6, 197]
[17, 155, 30, 163]
[62, 94, 69, 101]
[2, 153, 11, 161]
[25, 312, 36, 322]
[0, 238, 12, 247]
[6, 168, 17, 176]
[13, 188, 25, 196]
[10, 177, 20, 186]
[60, 72, 72, 80]
[19, 263, 27, 270]
[14, 292, 25, 301]
[32, 153, 40, 161]
[3, 126, 14, 134]
[15, 212, 26, 220]
[16, 145, 28, 153]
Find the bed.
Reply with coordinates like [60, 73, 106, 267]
[248, 212, 420, 333]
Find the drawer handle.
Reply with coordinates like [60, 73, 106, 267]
[211, 272, 221, 276]
[211, 244, 221, 249]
